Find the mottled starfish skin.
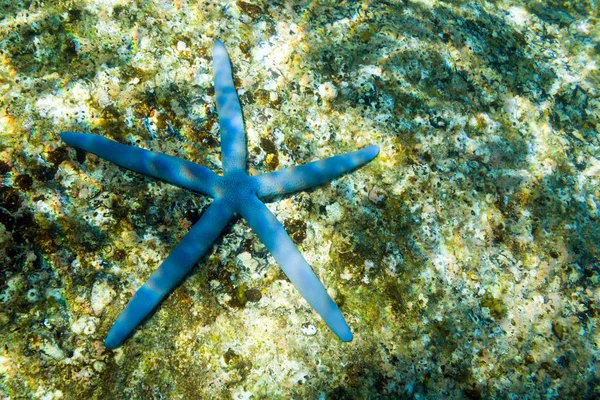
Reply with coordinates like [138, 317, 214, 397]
[61, 40, 379, 349]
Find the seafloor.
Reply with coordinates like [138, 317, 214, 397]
[1, 0, 599, 399]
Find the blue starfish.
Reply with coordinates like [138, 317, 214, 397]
[61, 40, 379, 349]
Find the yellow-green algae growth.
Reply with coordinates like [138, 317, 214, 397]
[1, 0, 599, 398]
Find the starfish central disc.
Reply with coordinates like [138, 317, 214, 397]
[216, 171, 259, 213]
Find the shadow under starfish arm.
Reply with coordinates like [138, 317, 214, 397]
[240, 195, 353, 342]
[60, 132, 220, 196]
[256, 145, 380, 198]
[104, 199, 234, 349]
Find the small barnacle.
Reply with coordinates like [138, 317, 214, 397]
[244, 288, 262, 302]
[525, 354, 535, 365]
[301, 323, 317, 336]
[467, 270, 479, 282]
[318, 82, 338, 102]
[429, 115, 447, 129]
[93, 361, 106, 372]
[368, 186, 385, 204]
[552, 321, 565, 340]
[356, 23, 374, 43]
[26, 288, 38, 302]
[223, 348, 239, 365]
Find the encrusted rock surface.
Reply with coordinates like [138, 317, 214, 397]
[1, 1, 598, 398]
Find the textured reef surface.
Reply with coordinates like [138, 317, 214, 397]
[1, 0, 599, 399]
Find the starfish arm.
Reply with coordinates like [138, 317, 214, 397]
[256, 145, 380, 198]
[213, 40, 246, 173]
[61, 132, 220, 196]
[239, 196, 353, 342]
[104, 200, 233, 348]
